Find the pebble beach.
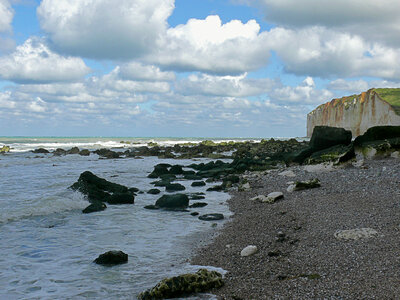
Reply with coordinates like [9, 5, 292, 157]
[192, 157, 400, 299]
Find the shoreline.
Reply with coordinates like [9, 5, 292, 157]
[192, 158, 400, 299]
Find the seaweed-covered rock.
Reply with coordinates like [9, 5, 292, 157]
[169, 165, 184, 175]
[165, 183, 186, 192]
[189, 202, 208, 208]
[148, 164, 171, 178]
[53, 148, 67, 156]
[294, 179, 321, 191]
[207, 185, 224, 192]
[82, 201, 107, 214]
[79, 149, 90, 156]
[67, 147, 80, 154]
[147, 188, 161, 195]
[155, 194, 189, 209]
[107, 193, 134, 204]
[191, 181, 206, 187]
[94, 148, 120, 159]
[94, 250, 128, 266]
[0, 145, 10, 153]
[354, 126, 400, 146]
[138, 269, 223, 300]
[32, 148, 49, 154]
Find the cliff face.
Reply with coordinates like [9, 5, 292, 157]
[307, 89, 400, 137]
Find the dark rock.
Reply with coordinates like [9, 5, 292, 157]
[147, 189, 161, 195]
[184, 174, 203, 180]
[144, 205, 159, 210]
[190, 194, 205, 200]
[354, 125, 400, 146]
[155, 194, 189, 209]
[199, 213, 224, 221]
[94, 148, 120, 159]
[32, 148, 49, 154]
[107, 193, 134, 204]
[152, 180, 172, 187]
[94, 250, 128, 266]
[310, 126, 352, 151]
[294, 179, 321, 191]
[165, 183, 186, 192]
[191, 212, 199, 216]
[53, 148, 67, 156]
[82, 201, 107, 214]
[148, 163, 171, 178]
[191, 181, 206, 187]
[207, 185, 224, 192]
[169, 165, 184, 175]
[79, 149, 90, 156]
[189, 202, 208, 208]
[67, 147, 80, 154]
[138, 269, 223, 300]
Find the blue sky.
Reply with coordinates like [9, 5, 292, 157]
[1, 0, 400, 137]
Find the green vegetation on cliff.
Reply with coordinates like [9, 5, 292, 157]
[374, 88, 400, 114]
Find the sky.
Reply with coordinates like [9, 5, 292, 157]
[1, 0, 400, 138]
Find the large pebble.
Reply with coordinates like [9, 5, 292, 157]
[264, 192, 283, 203]
[278, 170, 296, 177]
[240, 245, 258, 257]
[334, 228, 379, 240]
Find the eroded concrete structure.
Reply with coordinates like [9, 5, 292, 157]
[307, 88, 400, 137]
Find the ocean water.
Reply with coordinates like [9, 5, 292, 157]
[0, 137, 237, 299]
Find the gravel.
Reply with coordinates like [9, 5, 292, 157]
[192, 158, 400, 299]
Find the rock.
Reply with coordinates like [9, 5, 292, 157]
[310, 126, 352, 152]
[391, 151, 400, 158]
[0, 145, 10, 153]
[155, 194, 189, 209]
[79, 149, 90, 156]
[334, 228, 379, 240]
[191, 181, 206, 187]
[189, 202, 208, 208]
[165, 183, 186, 192]
[263, 192, 284, 203]
[82, 201, 107, 214]
[53, 148, 67, 156]
[190, 194, 205, 200]
[250, 195, 269, 202]
[32, 148, 49, 154]
[354, 125, 400, 147]
[144, 205, 159, 210]
[207, 185, 224, 192]
[184, 174, 203, 180]
[287, 184, 296, 193]
[239, 182, 251, 191]
[169, 165, 184, 175]
[94, 250, 128, 266]
[304, 163, 334, 173]
[199, 213, 224, 221]
[107, 193, 134, 204]
[240, 245, 258, 257]
[70, 171, 133, 203]
[67, 147, 80, 154]
[147, 188, 161, 195]
[294, 179, 321, 191]
[148, 164, 171, 178]
[278, 170, 296, 177]
[138, 269, 223, 300]
[191, 212, 199, 216]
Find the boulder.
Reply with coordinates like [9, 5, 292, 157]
[67, 147, 80, 154]
[354, 126, 400, 146]
[294, 179, 321, 191]
[107, 193, 134, 204]
[82, 201, 107, 214]
[191, 181, 206, 187]
[190, 194, 205, 200]
[184, 174, 203, 180]
[240, 245, 258, 257]
[310, 126, 352, 151]
[198, 213, 224, 221]
[148, 163, 171, 178]
[206, 185, 224, 192]
[138, 269, 223, 300]
[169, 165, 184, 175]
[53, 148, 67, 156]
[155, 194, 189, 209]
[94, 250, 128, 266]
[79, 149, 91, 156]
[147, 189, 161, 195]
[165, 183, 186, 192]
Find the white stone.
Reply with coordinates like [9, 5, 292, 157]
[391, 151, 399, 158]
[334, 228, 379, 240]
[241, 182, 250, 190]
[278, 170, 296, 177]
[287, 184, 296, 193]
[240, 245, 258, 257]
[263, 192, 284, 203]
[250, 195, 268, 202]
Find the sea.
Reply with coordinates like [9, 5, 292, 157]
[0, 137, 257, 300]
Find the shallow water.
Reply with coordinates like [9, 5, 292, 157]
[0, 140, 231, 299]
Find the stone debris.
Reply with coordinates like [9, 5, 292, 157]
[334, 228, 379, 240]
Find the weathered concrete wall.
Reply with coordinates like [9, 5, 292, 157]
[307, 90, 400, 137]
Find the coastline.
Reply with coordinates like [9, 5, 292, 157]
[192, 158, 400, 299]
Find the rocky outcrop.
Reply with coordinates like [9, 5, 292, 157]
[307, 88, 400, 137]
[94, 250, 128, 265]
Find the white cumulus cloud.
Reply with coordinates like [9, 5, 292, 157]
[0, 38, 91, 83]
[119, 62, 175, 82]
[37, 0, 175, 60]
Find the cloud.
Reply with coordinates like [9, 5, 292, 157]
[328, 78, 400, 94]
[0, 91, 16, 108]
[175, 72, 277, 97]
[0, 0, 13, 33]
[148, 15, 271, 75]
[37, 0, 175, 60]
[247, 0, 400, 48]
[266, 27, 400, 79]
[0, 37, 91, 83]
[118, 62, 175, 82]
